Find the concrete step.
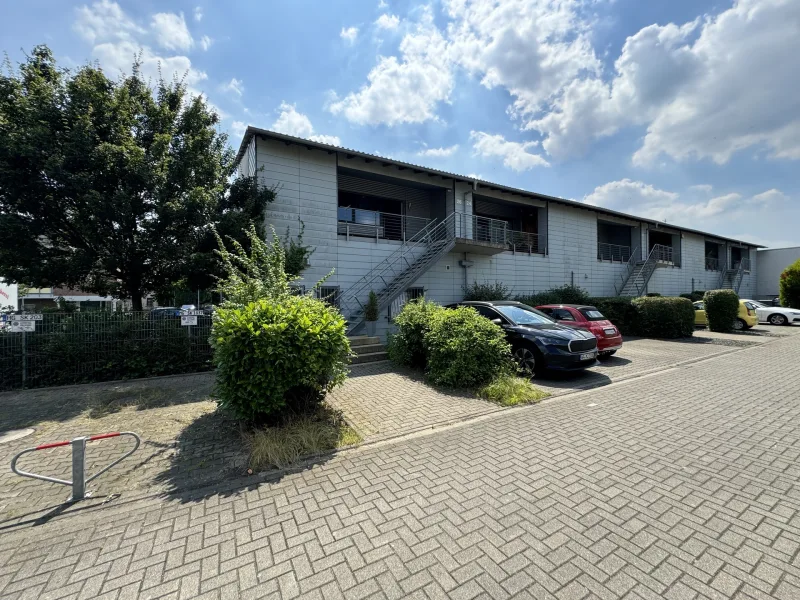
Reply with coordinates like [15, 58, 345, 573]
[351, 351, 389, 365]
[352, 343, 386, 356]
[348, 335, 380, 347]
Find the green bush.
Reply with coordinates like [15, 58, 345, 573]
[478, 374, 550, 406]
[680, 290, 706, 302]
[631, 297, 695, 338]
[211, 294, 351, 421]
[703, 289, 740, 332]
[514, 284, 590, 307]
[462, 281, 511, 301]
[424, 306, 512, 388]
[779, 258, 800, 309]
[387, 299, 443, 368]
[586, 297, 639, 335]
[645, 292, 662, 297]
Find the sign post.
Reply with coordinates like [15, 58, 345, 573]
[3, 314, 44, 389]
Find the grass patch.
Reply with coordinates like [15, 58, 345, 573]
[478, 374, 551, 406]
[246, 408, 361, 471]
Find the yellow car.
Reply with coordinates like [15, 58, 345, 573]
[693, 300, 758, 331]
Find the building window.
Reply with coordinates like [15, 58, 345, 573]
[315, 286, 340, 308]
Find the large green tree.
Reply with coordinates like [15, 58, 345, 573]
[0, 46, 272, 309]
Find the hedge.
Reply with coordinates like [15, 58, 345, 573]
[387, 299, 443, 368]
[779, 258, 800, 309]
[424, 306, 512, 387]
[632, 297, 695, 338]
[211, 295, 351, 421]
[703, 289, 740, 332]
[586, 297, 640, 336]
[514, 284, 591, 307]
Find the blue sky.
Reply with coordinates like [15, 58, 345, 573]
[2, 0, 799, 247]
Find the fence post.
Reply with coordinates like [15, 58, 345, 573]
[71, 437, 87, 501]
[21, 331, 27, 389]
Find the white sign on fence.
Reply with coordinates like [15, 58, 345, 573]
[6, 314, 43, 321]
[9, 320, 35, 332]
[181, 315, 198, 326]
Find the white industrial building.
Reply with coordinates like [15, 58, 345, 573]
[235, 128, 760, 336]
[756, 247, 800, 300]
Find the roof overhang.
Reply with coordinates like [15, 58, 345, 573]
[234, 127, 766, 249]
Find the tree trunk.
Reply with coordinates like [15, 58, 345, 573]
[131, 293, 143, 311]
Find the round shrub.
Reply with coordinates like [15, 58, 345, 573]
[211, 295, 351, 421]
[779, 258, 800, 309]
[424, 306, 512, 387]
[631, 297, 695, 338]
[387, 298, 443, 368]
[703, 289, 740, 332]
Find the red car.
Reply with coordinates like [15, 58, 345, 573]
[535, 304, 623, 358]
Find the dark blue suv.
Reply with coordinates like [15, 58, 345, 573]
[447, 301, 598, 375]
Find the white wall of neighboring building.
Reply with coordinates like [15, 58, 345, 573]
[757, 247, 800, 298]
[0, 280, 18, 310]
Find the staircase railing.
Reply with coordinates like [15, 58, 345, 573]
[617, 244, 671, 296]
[717, 257, 729, 288]
[338, 213, 456, 325]
[614, 247, 640, 295]
[732, 258, 750, 293]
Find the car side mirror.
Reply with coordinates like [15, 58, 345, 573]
[490, 318, 504, 325]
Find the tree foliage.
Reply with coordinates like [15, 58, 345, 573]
[0, 46, 271, 309]
[779, 258, 800, 309]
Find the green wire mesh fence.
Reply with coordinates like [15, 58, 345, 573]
[0, 311, 213, 391]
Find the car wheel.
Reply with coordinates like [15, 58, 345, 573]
[733, 318, 745, 331]
[769, 313, 788, 326]
[513, 346, 537, 376]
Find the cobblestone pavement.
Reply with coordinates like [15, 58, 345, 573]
[2, 332, 800, 599]
[0, 374, 248, 522]
[329, 335, 757, 439]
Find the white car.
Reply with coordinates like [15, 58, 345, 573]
[742, 299, 800, 326]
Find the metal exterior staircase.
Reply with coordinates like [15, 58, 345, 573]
[338, 213, 456, 333]
[719, 258, 749, 294]
[616, 244, 673, 297]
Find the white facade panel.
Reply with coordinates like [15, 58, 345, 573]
[756, 247, 800, 298]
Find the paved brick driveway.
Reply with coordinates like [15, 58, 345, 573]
[2, 331, 800, 598]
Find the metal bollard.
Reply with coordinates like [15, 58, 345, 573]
[11, 431, 141, 502]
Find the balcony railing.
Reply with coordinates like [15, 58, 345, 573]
[705, 256, 721, 271]
[456, 213, 546, 254]
[734, 257, 751, 273]
[337, 208, 430, 242]
[598, 243, 631, 262]
[650, 244, 674, 263]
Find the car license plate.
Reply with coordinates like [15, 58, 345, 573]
[580, 352, 595, 361]
[604, 327, 616, 335]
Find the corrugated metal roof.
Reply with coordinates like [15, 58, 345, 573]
[234, 126, 765, 248]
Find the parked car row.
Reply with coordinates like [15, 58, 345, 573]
[450, 296, 798, 377]
[693, 299, 800, 329]
[446, 300, 620, 377]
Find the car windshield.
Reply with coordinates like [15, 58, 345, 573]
[747, 301, 766, 308]
[580, 309, 605, 321]
[495, 305, 554, 325]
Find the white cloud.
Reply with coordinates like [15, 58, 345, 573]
[272, 102, 340, 146]
[689, 184, 713, 194]
[418, 144, 459, 158]
[470, 131, 549, 171]
[199, 35, 213, 51]
[73, 2, 210, 110]
[230, 120, 247, 140]
[466, 173, 483, 180]
[378, 0, 388, 8]
[151, 12, 193, 51]
[526, 0, 800, 164]
[222, 77, 244, 97]
[583, 179, 790, 224]
[375, 14, 400, 30]
[73, 0, 143, 43]
[340, 26, 359, 44]
[329, 8, 452, 126]
[194, 6, 203, 22]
